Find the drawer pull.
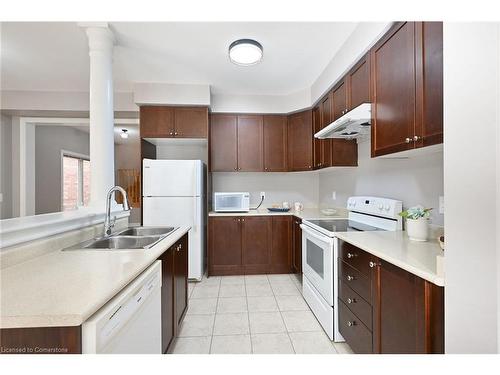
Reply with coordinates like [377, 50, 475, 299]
[347, 298, 356, 304]
[369, 261, 377, 268]
[347, 321, 356, 327]
[346, 275, 355, 281]
[346, 252, 355, 259]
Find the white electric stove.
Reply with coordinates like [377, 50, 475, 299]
[300, 196, 402, 341]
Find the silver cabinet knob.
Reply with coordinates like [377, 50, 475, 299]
[405, 137, 411, 143]
[347, 252, 355, 259]
[413, 135, 421, 141]
[174, 132, 178, 136]
[369, 261, 377, 268]
[169, 131, 174, 136]
[346, 275, 354, 281]
[241, 218, 245, 222]
[347, 298, 356, 304]
[347, 321, 356, 327]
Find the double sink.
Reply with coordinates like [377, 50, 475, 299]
[64, 226, 178, 251]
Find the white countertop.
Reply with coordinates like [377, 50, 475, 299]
[0, 226, 190, 329]
[209, 208, 348, 220]
[336, 230, 445, 287]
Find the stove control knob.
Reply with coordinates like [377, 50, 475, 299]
[378, 204, 384, 210]
[384, 204, 391, 211]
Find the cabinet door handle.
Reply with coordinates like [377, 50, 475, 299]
[347, 298, 356, 304]
[346, 252, 355, 259]
[174, 132, 178, 136]
[413, 135, 421, 141]
[169, 131, 174, 136]
[346, 275, 355, 281]
[405, 137, 412, 143]
[241, 218, 245, 222]
[347, 321, 356, 327]
[369, 261, 377, 268]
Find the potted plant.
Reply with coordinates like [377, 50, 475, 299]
[399, 206, 432, 242]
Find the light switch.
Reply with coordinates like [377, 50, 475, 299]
[439, 196, 444, 214]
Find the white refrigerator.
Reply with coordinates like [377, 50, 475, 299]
[142, 159, 206, 281]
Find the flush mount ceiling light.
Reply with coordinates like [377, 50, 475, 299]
[229, 39, 263, 66]
[120, 129, 129, 139]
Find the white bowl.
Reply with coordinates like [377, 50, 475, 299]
[321, 208, 337, 216]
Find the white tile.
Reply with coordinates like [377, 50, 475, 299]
[190, 285, 220, 299]
[187, 298, 218, 315]
[281, 310, 322, 332]
[178, 314, 215, 337]
[220, 275, 245, 285]
[244, 275, 270, 285]
[267, 274, 292, 283]
[210, 335, 251, 354]
[213, 313, 250, 335]
[275, 295, 309, 311]
[170, 336, 211, 354]
[246, 283, 273, 297]
[200, 276, 221, 286]
[188, 282, 196, 298]
[219, 284, 246, 297]
[217, 297, 248, 313]
[332, 342, 354, 354]
[248, 311, 286, 334]
[251, 333, 294, 354]
[289, 332, 337, 354]
[247, 296, 278, 312]
[271, 282, 300, 296]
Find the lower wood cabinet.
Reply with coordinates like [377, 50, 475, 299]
[338, 239, 444, 354]
[208, 215, 293, 276]
[291, 217, 302, 273]
[173, 234, 188, 333]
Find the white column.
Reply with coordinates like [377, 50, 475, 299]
[83, 25, 115, 211]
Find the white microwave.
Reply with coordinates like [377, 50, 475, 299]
[213, 192, 250, 212]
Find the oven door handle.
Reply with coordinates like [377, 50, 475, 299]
[300, 224, 334, 246]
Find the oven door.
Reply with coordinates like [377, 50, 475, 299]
[300, 224, 334, 305]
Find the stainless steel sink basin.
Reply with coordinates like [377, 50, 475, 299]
[83, 235, 162, 249]
[116, 226, 176, 237]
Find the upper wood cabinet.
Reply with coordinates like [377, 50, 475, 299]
[332, 80, 348, 121]
[371, 22, 443, 157]
[346, 53, 371, 110]
[287, 109, 313, 171]
[140, 106, 208, 138]
[237, 115, 264, 171]
[210, 114, 238, 172]
[320, 94, 332, 168]
[263, 115, 288, 172]
[312, 106, 322, 169]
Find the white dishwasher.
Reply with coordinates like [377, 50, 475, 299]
[82, 261, 162, 354]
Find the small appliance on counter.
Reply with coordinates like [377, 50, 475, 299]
[213, 192, 250, 212]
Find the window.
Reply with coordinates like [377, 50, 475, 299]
[62, 152, 90, 211]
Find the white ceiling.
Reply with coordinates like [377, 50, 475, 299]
[1, 22, 357, 96]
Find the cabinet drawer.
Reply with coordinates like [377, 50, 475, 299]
[339, 240, 373, 277]
[339, 260, 371, 303]
[339, 279, 372, 331]
[338, 300, 373, 354]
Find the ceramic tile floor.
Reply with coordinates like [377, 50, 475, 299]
[169, 273, 354, 354]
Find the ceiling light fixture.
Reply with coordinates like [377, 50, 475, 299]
[229, 39, 263, 66]
[120, 129, 129, 139]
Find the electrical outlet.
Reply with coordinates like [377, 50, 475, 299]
[331, 191, 337, 200]
[260, 191, 266, 200]
[439, 196, 444, 214]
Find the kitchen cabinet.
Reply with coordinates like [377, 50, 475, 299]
[208, 215, 294, 276]
[312, 105, 322, 169]
[332, 80, 347, 121]
[371, 22, 443, 157]
[287, 109, 313, 171]
[269, 216, 292, 274]
[346, 53, 371, 110]
[140, 106, 208, 138]
[237, 115, 264, 171]
[264, 115, 288, 172]
[173, 234, 188, 333]
[158, 244, 174, 353]
[291, 217, 302, 273]
[338, 239, 444, 354]
[210, 114, 238, 172]
[242, 216, 272, 274]
[331, 139, 358, 166]
[320, 93, 332, 168]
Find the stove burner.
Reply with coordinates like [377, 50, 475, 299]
[306, 219, 382, 233]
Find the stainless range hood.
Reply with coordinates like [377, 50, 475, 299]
[314, 103, 371, 139]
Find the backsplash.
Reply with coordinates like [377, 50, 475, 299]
[318, 140, 444, 226]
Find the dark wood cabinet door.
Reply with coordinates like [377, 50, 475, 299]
[241, 216, 271, 274]
[174, 107, 208, 138]
[287, 110, 313, 171]
[237, 115, 264, 172]
[332, 80, 347, 121]
[140, 106, 175, 137]
[208, 216, 242, 275]
[371, 22, 416, 157]
[269, 216, 292, 274]
[415, 22, 443, 147]
[174, 235, 188, 331]
[320, 94, 332, 168]
[263, 115, 287, 172]
[292, 217, 302, 273]
[159, 246, 175, 352]
[347, 54, 371, 110]
[373, 259, 444, 354]
[210, 114, 238, 172]
[331, 139, 358, 166]
[312, 106, 322, 169]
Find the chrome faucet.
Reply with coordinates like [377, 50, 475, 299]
[104, 186, 131, 236]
